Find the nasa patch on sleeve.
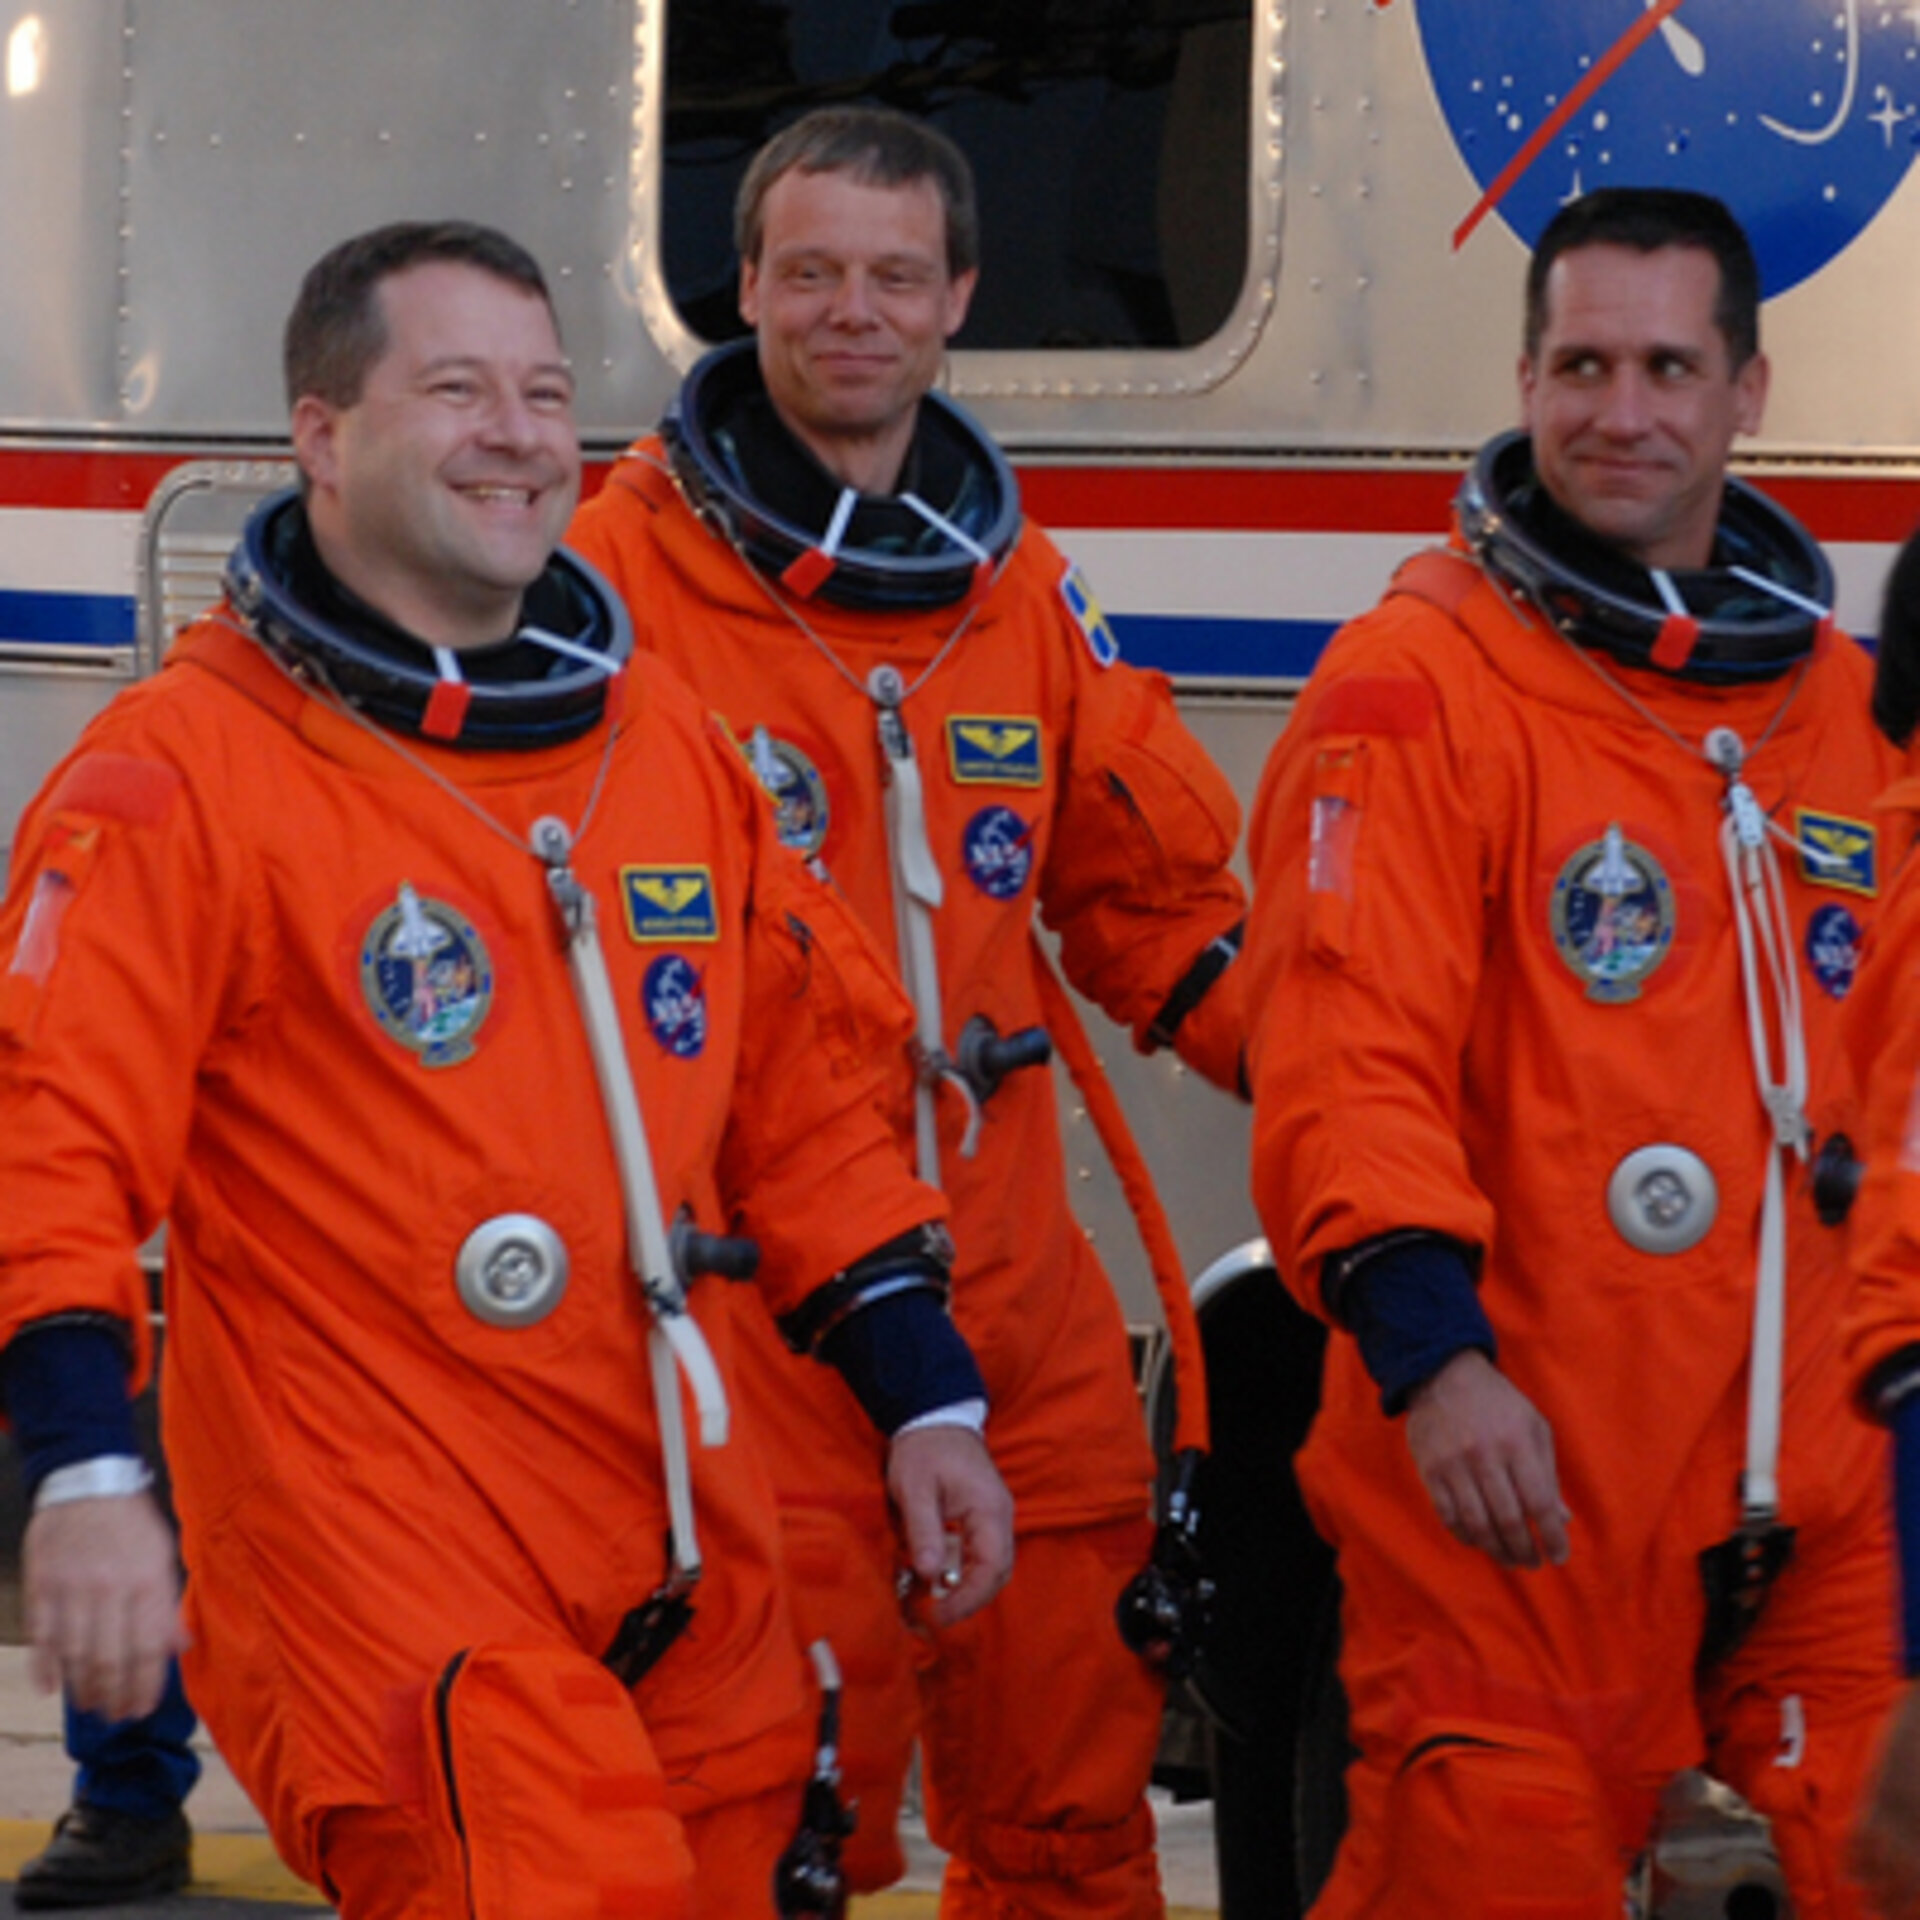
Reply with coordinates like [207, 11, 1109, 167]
[961, 805, 1037, 899]
[1805, 902, 1863, 999]
[642, 953, 709, 1058]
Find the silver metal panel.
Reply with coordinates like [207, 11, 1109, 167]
[0, 4, 132, 428]
[958, 0, 1528, 456]
[635, 2, 1293, 425]
[117, 0, 666, 440]
[139, 457, 295, 657]
[0, 668, 133, 875]
[943, 0, 1920, 463]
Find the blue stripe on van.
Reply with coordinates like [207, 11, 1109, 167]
[0, 602, 1337, 674]
[1111, 612, 1334, 684]
[0, 590, 136, 651]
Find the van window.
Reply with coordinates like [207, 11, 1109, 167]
[662, 1, 1251, 352]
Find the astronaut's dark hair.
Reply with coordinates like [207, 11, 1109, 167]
[284, 220, 557, 411]
[1524, 187, 1761, 372]
[735, 106, 979, 281]
[1874, 526, 1920, 748]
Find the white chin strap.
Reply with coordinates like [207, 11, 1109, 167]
[1706, 729, 1809, 1527]
[868, 664, 980, 1184]
[533, 815, 727, 1592]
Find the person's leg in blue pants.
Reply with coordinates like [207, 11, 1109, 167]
[14, 1659, 197, 1909]
[67, 1659, 200, 1818]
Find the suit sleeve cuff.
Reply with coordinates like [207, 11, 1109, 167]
[819, 1288, 988, 1438]
[0, 1318, 141, 1497]
[1892, 1393, 1920, 1675]
[1325, 1232, 1494, 1416]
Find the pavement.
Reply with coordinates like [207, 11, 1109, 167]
[0, 1646, 1223, 1916]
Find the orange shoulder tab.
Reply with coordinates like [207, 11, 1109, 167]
[601, 443, 678, 516]
[1385, 544, 1529, 664]
[169, 619, 309, 728]
[41, 754, 181, 829]
[1387, 546, 1483, 622]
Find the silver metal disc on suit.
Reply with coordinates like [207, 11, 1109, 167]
[1608, 1146, 1718, 1256]
[456, 1214, 570, 1327]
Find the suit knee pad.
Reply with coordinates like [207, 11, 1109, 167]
[423, 1642, 695, 1920]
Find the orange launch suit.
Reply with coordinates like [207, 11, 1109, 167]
[1244, 550, 1901, 1918]
[0, 613, 948, 1920]
[570, 445, 1247, 1916]
[1843, 773, 1920, 1437]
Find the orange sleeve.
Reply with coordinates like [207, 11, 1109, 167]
[1844, 799, 1920, 1403]
[0, 706, 265, 1384]
[1242, 600, 1498, 1317]
[1032, 540, 1248, 1094]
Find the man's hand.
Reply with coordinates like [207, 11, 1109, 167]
[885, 1424, 1014, 1625]
[23, 1493, 185, 1723]
[1853, 1681, 1920, 1917]
[1405, 1349, 1571, 1569]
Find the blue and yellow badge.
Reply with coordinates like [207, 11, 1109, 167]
[961, 805, 1037, 900]
[1549, 825, 1675, 1004]
[1059, 564, 1120, 669]
[1806, 902, 1864, 1000]
[360, 882, 494, 1068]
[947, 716, 1043, 788]
[743, 726, 831, 857]
[643, 954, 708, 1059]
[1794, 809, 1877, 897]
[621, 866, 719, 943]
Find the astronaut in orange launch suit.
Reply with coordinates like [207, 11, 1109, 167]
[569, 109, 1247, 1918]
[0, 220, 1012, 1920]
[1827, 529, 1920, 1917]
[1243, 188, 1900, 1916]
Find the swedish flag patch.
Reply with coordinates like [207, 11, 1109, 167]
[1794, 809, 1877, 897]
[621, 866, 720, 942]
[1060, 564, 1120, 668]
[947, 716, 1043, 787]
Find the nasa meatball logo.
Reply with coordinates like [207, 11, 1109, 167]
[962, 805, 1036, 900]
[1806, 902, 1863, 999]
[1549, 825, 1676, 1003]
[1411, 0, 1919, 294]
[643, 953, 708, 1059]
[360, 882, 494, 1068]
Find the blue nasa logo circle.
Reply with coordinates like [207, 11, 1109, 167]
[642, 954, 708, 1059]
[1806, 901, 1863, 998]
[1413, 1, 1920, 294]
[962, 805, 1036, 900]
